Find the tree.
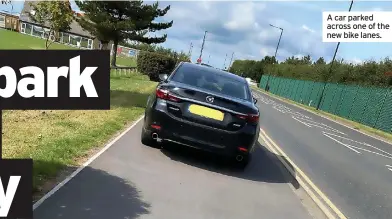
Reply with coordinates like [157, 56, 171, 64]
[302, 55, 312, 65]
[1, 0, 11, 4]
[315, 57, 326, 65]
[262, 56, 277, 65]
[29, 1, 74, 49]
[75, 1, 173, 67]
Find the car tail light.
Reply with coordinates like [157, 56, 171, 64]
[151, 124, 161, 130]
[237, 113, 259, 123]
[156, 88, 180, 102]
[238, 147, 248, 152]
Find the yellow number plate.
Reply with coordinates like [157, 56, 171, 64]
[188, 104, 224, 121]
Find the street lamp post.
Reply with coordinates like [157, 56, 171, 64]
[315, 0, 354, 110]
[265, 24, 283, 91]
[198, 31, 207, 63]
[228, 52, 235, 70]
[188, 42, 193, 59]
[223, 53, 227, 69]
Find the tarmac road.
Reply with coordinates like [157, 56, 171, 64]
[253, 90, 392, 219]
[33, 118, 316, 219]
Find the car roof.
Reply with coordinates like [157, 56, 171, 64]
[180, 62, 246, 83]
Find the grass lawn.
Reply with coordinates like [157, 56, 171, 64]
[1, 29, 155, 195]
[0, 29, 137, 67]
[0, 29, 75, 50]
[252, 86, 392, 143]
[115, 56, 137, 67]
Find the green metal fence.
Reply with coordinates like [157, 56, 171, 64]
[259, 75, 392, 134]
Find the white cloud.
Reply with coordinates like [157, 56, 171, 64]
[371, 7, 383, 12]
[224, 2, 265, 31]
[346, 57, 363, 65]
[302, 25, 315, 33]
[158, 1, 336, 66]
[200, 0, 212, 10]
[260, 47, 276, 57]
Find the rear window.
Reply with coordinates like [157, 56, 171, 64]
[170, 65, 250, 101]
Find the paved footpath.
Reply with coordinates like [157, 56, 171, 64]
[253, 90, 392, 219]
[33, 119, 316, 219]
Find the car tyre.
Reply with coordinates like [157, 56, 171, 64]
[234, 154, 251, 170]
[236, 159, 249, 170]
[141, 127, 157, 148]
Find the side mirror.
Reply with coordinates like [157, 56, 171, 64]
[253, 97, 258, 104]
[159, 74, 168, 82]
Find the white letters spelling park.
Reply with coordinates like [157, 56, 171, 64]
[0, 56, 98, 98]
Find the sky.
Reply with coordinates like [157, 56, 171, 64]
[1, 0, 392, 69]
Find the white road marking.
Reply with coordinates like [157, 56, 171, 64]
[256, 95, 312, 118]
[260, 98, 275, 105]
[293, 116, 346, 135]
[292, 116, 312, 128]
[323, 132, 361, 154]
[272, 104, 311, 118]
[256, 91, 392, 175]
[336, 143, 392, 160]
[273, 105, 289, 113]
[33, 116, 145, 210]
[260, 128, 348, 219]
[324, 132, 392, 157]
[256, 90, 392, 146]
[323, 132, 392, 160]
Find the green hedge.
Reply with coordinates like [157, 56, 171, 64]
[137, 51, 177, 81]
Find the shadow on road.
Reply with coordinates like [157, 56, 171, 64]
[33, 161, 150, 219]
[160, 142, 299, 189]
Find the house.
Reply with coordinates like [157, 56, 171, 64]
[18, 1, 101, 49]
[0, 12, 20, 31]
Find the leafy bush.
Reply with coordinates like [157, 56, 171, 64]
[122, 42, 191, 63]
[137, 51, 177, 81]
[228, 56, 276, 81]
[232, 55, 392, 87]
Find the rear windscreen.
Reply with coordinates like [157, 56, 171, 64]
[171, 66, 250, 101]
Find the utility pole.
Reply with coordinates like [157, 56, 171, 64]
[188, 42, 193, 59]
[265, 24, 283, 91]
[207, 54, 211, 64]
[228, 52, 234, 69]
[315, 0, 354, 110]
[198, 31, 207, 63]
[223, 53, 228, 69]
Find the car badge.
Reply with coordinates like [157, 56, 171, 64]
[206, 96, 214, 103]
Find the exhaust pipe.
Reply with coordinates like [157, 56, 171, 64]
[151, 133, 163, 143]
[236, 155, 243, 162]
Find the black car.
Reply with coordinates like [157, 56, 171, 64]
[141, 62, 260, 168]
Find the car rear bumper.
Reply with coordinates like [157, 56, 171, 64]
[144, 103, 259, 158]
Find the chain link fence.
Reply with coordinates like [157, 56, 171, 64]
[259, 75, 392, 134]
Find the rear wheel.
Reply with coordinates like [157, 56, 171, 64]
[233, 154, 250, 170]
[141, 126, 157, 147]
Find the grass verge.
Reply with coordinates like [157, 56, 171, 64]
[0, 29, 137, 67]
[252, 86, 392, 143]
[2, 72, 157, 195]
[115, 55, 137, 67]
